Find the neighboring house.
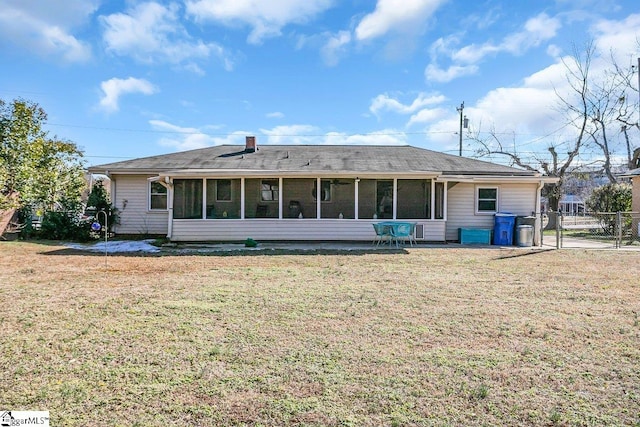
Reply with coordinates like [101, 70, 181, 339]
[620, 168, 640, 213]
[87, 137, 556, 243]
[540, 194, 585, 215]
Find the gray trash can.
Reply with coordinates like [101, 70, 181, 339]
[516, 225, 533, 247]
[516, 215, 536, 227]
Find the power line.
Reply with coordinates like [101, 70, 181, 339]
[45, 121, 568, 139]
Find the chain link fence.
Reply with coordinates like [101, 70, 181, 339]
[542, 211, 640, 249]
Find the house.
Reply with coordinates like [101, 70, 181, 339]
[620, 167, 640, 213]
[540, 194, 585, 215]
[87, 137, 556, 244]
[621, 148, 640, 214]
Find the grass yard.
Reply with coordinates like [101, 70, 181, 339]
[1, 242, 639, 426]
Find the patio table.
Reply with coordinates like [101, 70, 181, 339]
[375, 221, 417, 247]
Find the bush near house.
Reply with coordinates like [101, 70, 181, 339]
[586, 183, 632, 234]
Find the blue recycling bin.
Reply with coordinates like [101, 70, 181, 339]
[493, 213, 516, 245]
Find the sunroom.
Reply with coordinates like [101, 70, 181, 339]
[152, 173, 448, 242]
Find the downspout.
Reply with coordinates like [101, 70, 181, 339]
[165, 176, 174, 240]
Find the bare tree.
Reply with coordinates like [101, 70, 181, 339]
[471, 42, 639, 228]
[471, 43, 592, 228]
[611, 48, 640, 168]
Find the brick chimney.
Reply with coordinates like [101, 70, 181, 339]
[245, 136, 256, 153]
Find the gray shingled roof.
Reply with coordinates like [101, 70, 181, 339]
[88, 145, 537, 176]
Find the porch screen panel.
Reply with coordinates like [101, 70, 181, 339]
[245, 178, 278, 218]
[376, 180, 394, 219]
[435, 182, 445, 219]
[357, 179, 377, 219]
[174, 179, 203, 219]
[397, 179, 430, 219]
[205, 179, 241, 219]
[319, 179, 355, 219]
[283, 178, 316, 218]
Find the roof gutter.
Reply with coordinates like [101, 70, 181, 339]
[155, 170, 443, 179]
[436, 175, 557, 183]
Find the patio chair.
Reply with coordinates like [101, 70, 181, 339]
[408, 222, 417, 246]
[372, 223, 392, 246]
[391, 222, 413, 247]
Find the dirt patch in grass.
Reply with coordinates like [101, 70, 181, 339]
[1, 241, 639, 426]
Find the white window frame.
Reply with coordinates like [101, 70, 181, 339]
[476, 186, 499, 214]
[260, 179, 279, 202]
[149, 181, 168, 211]
[215, 179, 232, 202]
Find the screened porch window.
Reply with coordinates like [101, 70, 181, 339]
[376, 180, 393, 219]
[174, 179, 203, 219]
[397, 179, 430, 219]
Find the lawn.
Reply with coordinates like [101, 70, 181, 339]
[1, 241, 639, 426]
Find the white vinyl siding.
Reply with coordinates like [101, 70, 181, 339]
[446, 182, 538, 241]
[112, 175, 168, 235]
[170, 219, 446, 242]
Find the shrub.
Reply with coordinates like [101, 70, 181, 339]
[39, 211, 92, 242]
[585, 183, 632, 234]
[85, 179, 119, 232]
[585, 183, 632, 213]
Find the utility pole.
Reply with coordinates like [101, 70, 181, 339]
[456, 102, 468, 156]
[457, 102, 464, 156]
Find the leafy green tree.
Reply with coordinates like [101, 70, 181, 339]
[586, 183, 632, 213]
[0, 98, 85, 214]
[585, 183, 632, 234]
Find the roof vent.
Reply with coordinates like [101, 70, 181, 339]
[245, 136, 256, 153]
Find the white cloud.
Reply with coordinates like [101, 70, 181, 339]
[259, 125, 321, 145]
[257, 126, 408, 145]
[101, 2, 234, 71]
[355, 0, 448, 41]
[546, 44, 563, 58]
[425, 63, 479, 83]
[425, 13, 561, 84]
[452, 13, 561, 64]
[407, 108, 448, 127]
[186, 0, 333, 44]
[266, 112, 285, 119]
[99, 77, 158, 113]
[150, 120, 232, 150]
[370, 92, 446, 116]
[323, 130, 407, 145]
[321, 31, 352, 67]
[0, 0, 94, 62]
[591, 13, 640, 63]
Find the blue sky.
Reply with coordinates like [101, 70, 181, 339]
[1, 0, 639, 167]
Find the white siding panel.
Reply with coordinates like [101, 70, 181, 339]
[113, 175, 168, 235]
[171, 220, 445, 242]
[446, 182, 538, 241]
